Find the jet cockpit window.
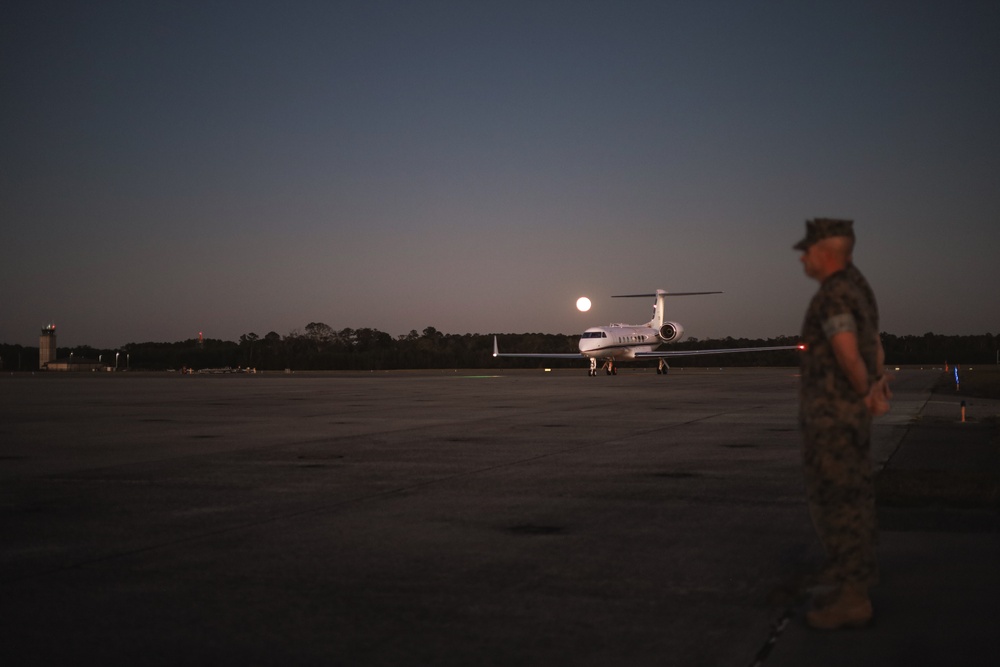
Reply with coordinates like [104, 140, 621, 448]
[582, 331, 608, 339]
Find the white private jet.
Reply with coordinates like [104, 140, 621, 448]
[493, 290, 801, 376]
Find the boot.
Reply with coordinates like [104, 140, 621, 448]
[809, 584, 840, 610]
[767, 569, 835, 607]
[806, 583, 873, 630]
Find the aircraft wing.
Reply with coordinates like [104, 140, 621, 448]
[492, 336, 584, 359]
[635, 345, 801, 358]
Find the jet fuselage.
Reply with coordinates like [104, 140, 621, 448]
[579, 325, 664, 360]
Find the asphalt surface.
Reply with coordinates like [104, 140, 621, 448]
[765, 374, 1000, 667]
[1, 368, 994, 666]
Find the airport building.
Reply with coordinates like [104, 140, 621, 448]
[45, 357, 105, 372]
[39, 324, 56, 369]
[38, 324, 105, 371]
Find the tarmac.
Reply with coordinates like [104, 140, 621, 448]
[764, 373, 1000, 667]
[1, 367, 997, 666]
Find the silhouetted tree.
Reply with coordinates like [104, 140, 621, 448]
[9, 328, 996, 372]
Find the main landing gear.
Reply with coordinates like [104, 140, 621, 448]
[656, 359, 670, 375]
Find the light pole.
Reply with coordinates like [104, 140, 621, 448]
[115, 352, 120, 371]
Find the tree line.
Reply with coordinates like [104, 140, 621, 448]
[1, 327, 997, 372]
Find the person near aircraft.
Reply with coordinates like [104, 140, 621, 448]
[794, 218, 890, 630]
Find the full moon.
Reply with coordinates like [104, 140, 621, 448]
[576, 297, 592, 312]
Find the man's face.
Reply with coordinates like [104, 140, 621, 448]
[799, 243, 824, 281]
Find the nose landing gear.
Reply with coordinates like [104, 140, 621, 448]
[587, 358, 618, 375]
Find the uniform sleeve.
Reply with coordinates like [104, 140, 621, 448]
[822, 312, 857, 338]
[817, 278, 858, 339]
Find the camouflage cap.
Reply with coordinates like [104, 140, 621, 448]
[793, 218, 855, 251]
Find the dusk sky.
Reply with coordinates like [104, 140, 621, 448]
[3, 1, 998, 349]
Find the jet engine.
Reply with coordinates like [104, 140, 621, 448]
[658, 322, 685, 343]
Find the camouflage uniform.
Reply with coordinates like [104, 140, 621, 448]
[800, 262, 880, 586]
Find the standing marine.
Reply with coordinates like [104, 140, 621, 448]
[795, 218, 890, 630]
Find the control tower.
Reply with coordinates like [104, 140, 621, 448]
[39, 324, 57, 369]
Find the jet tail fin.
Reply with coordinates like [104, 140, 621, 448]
[611, 289, 722, 328]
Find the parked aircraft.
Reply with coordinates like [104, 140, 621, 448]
[493, 290, 801, 376]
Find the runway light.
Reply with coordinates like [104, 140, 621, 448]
[576, 296, 591, 312]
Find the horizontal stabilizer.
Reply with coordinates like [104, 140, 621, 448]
[612, 292, 722, 298]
